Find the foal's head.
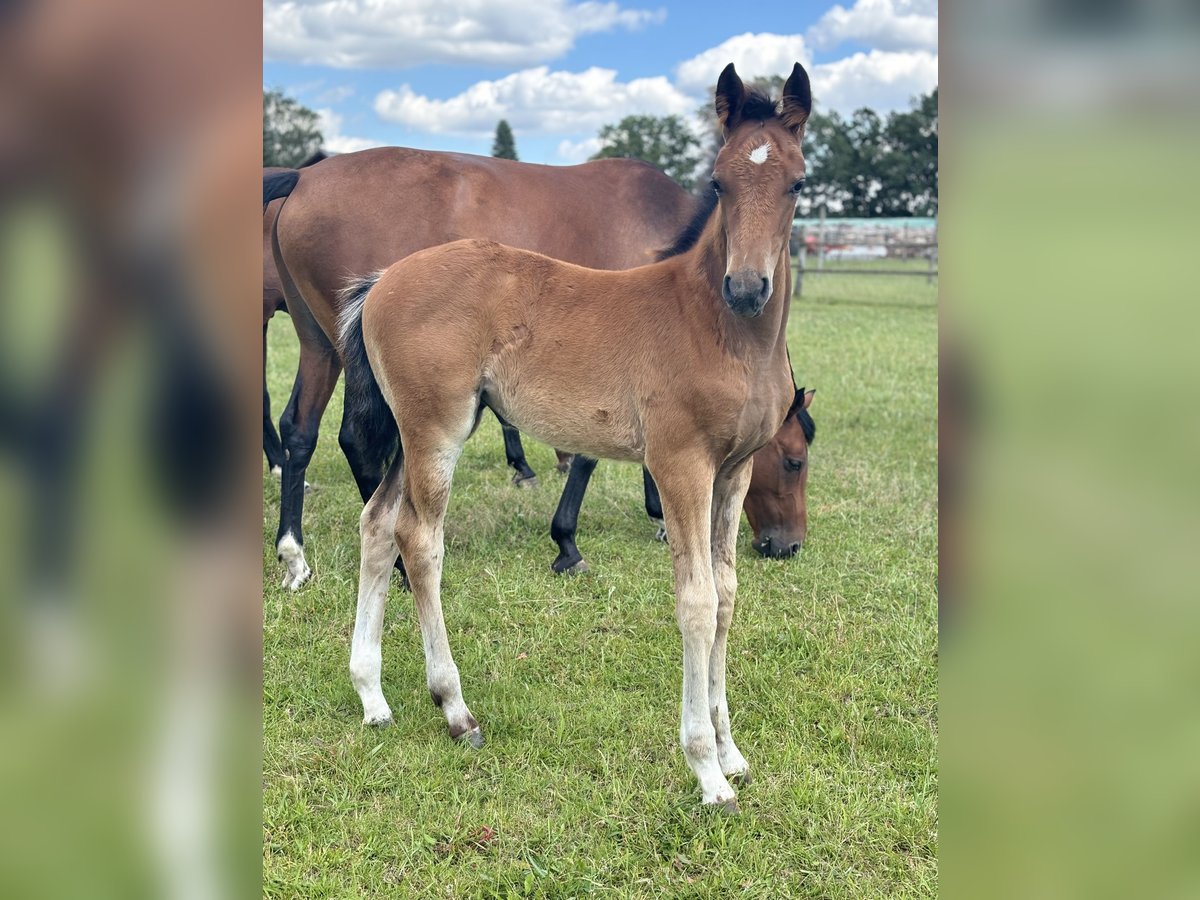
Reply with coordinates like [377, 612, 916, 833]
[710, 62, 811, 317]
[745, 387, 816, 558]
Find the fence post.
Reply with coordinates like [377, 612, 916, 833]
[817, 203, 826, 273]
[927, 221, 937, 285]
[794, 225, 806, 297]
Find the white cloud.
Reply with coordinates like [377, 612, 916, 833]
[556, 136, 603, 163]
[808, 0, 937, 53]
[811, 49, 937, 114]
[673, 32, 935, 116]
[316, 108, 382, 154]
[674, 33, 812, 93]
[264, 0, 666, 69]
[375, 66, 696, 137]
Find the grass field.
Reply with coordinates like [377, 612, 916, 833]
[263, 268, 938, 898]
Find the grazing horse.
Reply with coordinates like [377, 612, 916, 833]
[338, 63, 812, 811]
[264, 149, 698, 589]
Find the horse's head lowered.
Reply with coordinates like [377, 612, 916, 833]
[745, 387, 816, 558]
[710, 62, 811, 317]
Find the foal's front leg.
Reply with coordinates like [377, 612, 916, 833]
[651, 455, 738, 812]
[709, 459, 754, 784]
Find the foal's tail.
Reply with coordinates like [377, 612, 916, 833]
[337, 272, 400, 467]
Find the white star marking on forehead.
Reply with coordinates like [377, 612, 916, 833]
[748, 142, 771, 165]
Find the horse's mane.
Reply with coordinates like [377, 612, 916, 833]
[797, 407, 815, 445]
[655, 185, 718, 261]
[655, 84, 778, 262]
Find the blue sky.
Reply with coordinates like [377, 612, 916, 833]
[264, 0, 937, 164]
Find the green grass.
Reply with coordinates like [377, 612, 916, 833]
[263, 270, 938, 898]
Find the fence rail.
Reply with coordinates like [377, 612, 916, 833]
[791, 210, 938, 296]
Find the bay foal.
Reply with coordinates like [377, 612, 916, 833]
[339, 63, 811, 811]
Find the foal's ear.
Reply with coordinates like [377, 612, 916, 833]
[802, 387, 816, 409]
[779, 62, 812, 138]
[715, 63, 746, 137]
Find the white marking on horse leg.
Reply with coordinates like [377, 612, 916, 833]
[350, 482, 402, 726]
[748, 142, 771, 165]
[276, 531, 311, 591]
[270, 465, 282, 478]
[678, 573, 736, 808]
[709, 461, 754, 781]
[656, 466, 737, 809]
[651, 518, 668, 542]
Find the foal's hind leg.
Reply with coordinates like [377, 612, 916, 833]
[394, 427, 482, 747]
[349, 455, 404, 725]
[708, 459, 754, 785]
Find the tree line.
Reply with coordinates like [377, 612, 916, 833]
[264, 83, 937, 217]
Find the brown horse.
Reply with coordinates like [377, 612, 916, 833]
[265, 149, 698, 588]
[338, 63, 811, 811]
[745, 386, 815, 557]
[265, 147, 814, 588]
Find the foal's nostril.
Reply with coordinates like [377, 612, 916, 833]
[789, 541, 801, 555]
[761, 277, 769, 297]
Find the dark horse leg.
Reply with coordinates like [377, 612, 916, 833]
[263, 322, 285, 474]
[550, 454, 599, 574]
[275, 343, 340, 590]
[493, 409, 538, 488]
[643, 467, 667, 541]
[550, 460, 669, 574]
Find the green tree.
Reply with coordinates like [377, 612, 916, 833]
[491, 120, 519, 160]
[590, 115, 702, 189]
[263, 88, 324, 167]
[877, 88, 938, 216]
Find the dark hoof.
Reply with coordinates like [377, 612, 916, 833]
[455, 726, 485, 749]
[707, 797, 740, 815]
[512, 473, 539, 489]
[551, 557, 589, 575]
[728, 770, 752, 787]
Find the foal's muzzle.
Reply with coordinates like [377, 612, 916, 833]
[723, 269, 771, 317]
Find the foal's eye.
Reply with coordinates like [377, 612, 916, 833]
[790, 178, 807, 194]
[709, 178, 723, 195]
[784, 457, 805, 472]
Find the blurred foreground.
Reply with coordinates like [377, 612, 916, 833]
[0, 0, 259, 897]
[944, 1, 1200, 896]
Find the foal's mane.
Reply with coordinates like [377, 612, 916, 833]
[654, 84, 781, 263]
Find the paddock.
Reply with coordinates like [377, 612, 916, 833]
[263, 266, 937, 896]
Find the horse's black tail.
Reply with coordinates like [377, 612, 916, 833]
[337, 272, 399, 468]
[263, 169, 300, 207]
